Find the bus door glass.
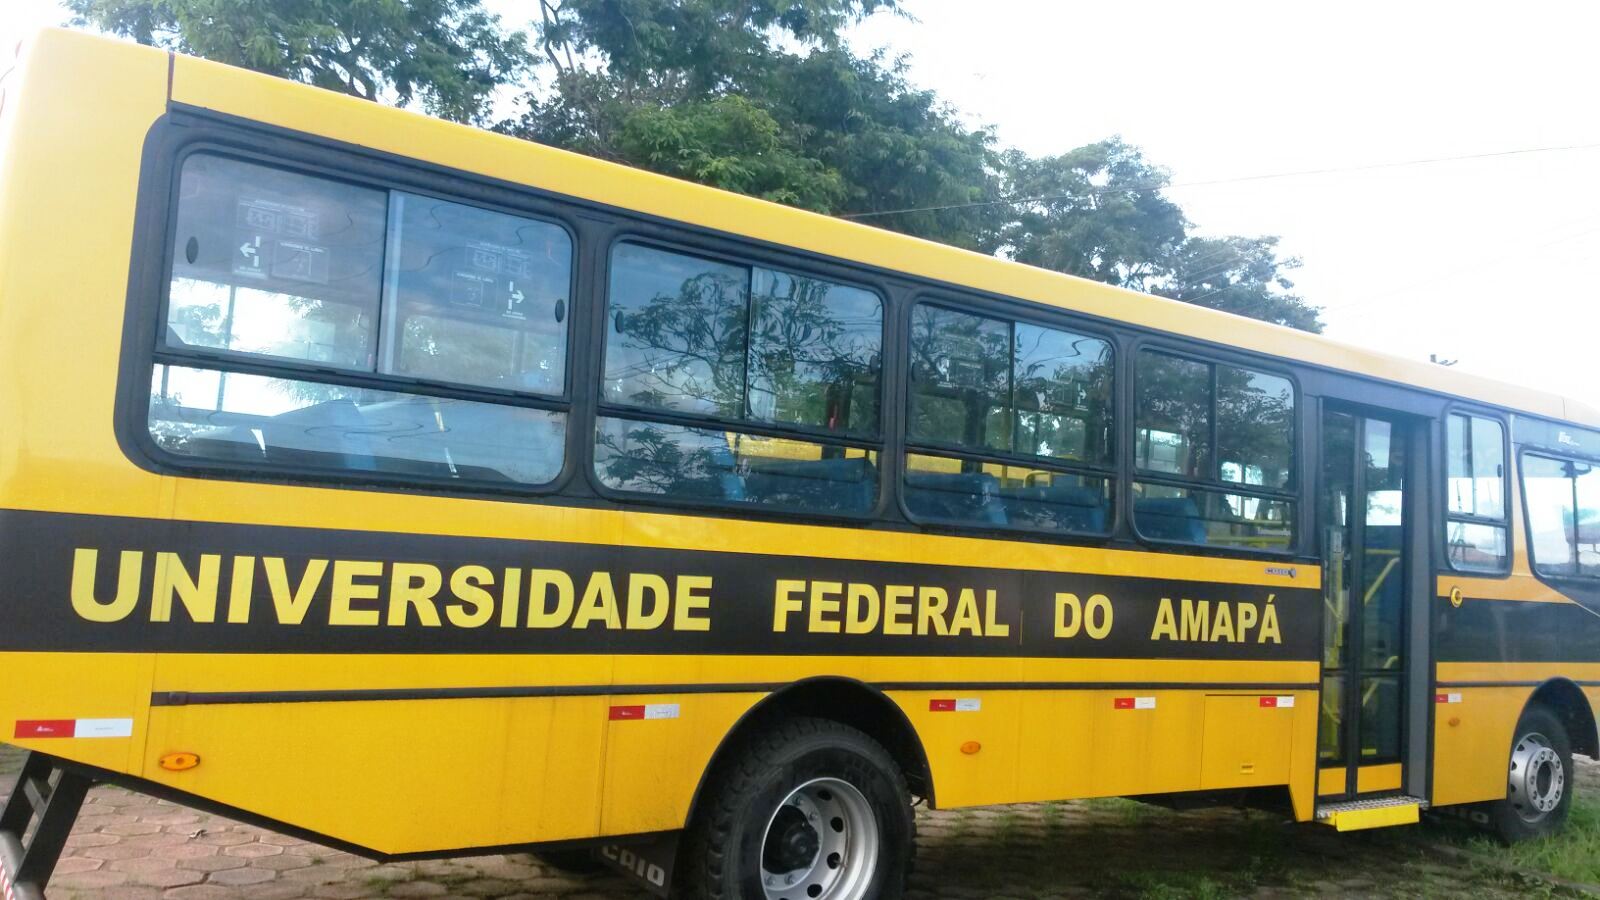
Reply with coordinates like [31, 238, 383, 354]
[1319, 407, 1409, 798]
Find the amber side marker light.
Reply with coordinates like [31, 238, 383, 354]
[159, 752, 200, 771]
[960, 741, 981, 755]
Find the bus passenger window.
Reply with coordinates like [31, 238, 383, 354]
[1445, 413, 1508, 571]
[604, 244, 750, 417]
[596, 242, 883, 515]
[148, 365, 565, 485]
[1134, 351, 1297, 551]
[153, 155, 575, 491]
[1524, 455, 1581, 576]
[1135, 352, 1210, 478]
[594, 418, 877, 514]
[167, 154, 387, 370]
[748, 269, 881, 435]
[383, 193, 571, 395]
[904, 303, 1114, 536]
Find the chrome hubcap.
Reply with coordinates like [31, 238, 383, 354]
[760, 777, 878, 900]
[1508, 731, 1564, 823]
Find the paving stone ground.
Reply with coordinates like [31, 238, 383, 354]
[1, 746, 1590, 899]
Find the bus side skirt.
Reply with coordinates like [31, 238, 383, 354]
[0, 752, 97, 900]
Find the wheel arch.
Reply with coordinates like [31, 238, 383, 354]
[683, 676, 935, 832]
[1526, 677, 1598, 759]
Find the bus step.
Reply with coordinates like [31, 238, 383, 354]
[0, 752, 96, 900]
[1315, 795, 1424, 831]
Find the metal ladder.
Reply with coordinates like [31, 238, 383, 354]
[0, 753, 97, 900]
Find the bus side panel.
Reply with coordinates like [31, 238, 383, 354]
[597, 693, 759, 836]
[0, 31, 170, 777]
[1431, 686, 1526, 807]
[142, 695, 607, 854]
[895, 687, 1318, 818]
[0, 652, 155, 773]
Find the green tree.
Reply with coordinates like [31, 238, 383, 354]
[71, 0, 1319, 329]
[510, 0, 1001, 250]
[997, 140, 1320, 331]
[1158, 235, 1318, 332]
[67, 0, 528, 123]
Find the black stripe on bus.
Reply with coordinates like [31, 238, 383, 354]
[149, 681, 1322, 707]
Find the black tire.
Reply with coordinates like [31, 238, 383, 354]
[532, 848, 606, 875]
[680, 716, 914, 900]
[1490, 705, 1573, 843]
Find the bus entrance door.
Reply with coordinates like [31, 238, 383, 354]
[1317, 407, 1417, 812]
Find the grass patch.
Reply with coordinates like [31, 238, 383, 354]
[1453, 795, 1600, 885]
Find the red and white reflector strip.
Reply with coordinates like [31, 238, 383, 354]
[608, 703, 680, 721]
[1113, 696, 1156, 710]
[2, 854, 17, 900]
[13, 718, 132, 739]
[1435, 692, 1463, 704]
[1259, 696, 1296, 708]
[929, 698, 981, 712]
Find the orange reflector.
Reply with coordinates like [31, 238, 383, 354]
[960, 741, 981, 755]
[159, 752, 200, 771]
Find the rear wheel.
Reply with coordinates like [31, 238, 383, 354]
[681, 717, 913, 900]
[1490, 706, 1573, 842]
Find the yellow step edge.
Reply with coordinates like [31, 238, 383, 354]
[1318, 802, 1420, 831]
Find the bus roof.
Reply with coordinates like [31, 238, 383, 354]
[23, 27, 1600, 432]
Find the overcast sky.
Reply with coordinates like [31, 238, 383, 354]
[4, 0, 1597, 405]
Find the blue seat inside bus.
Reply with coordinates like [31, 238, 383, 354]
[1134, 496, 1207, 543]
[740, 456, 878, 513]
[904, 471, 1009, 525]
[1007, 483, 1108, 534]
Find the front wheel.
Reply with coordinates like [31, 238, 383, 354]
[680, 717, 914, 899]
[1490, 705, 1573, 842]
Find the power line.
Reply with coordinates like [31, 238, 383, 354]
[839, 140, 1600, 221]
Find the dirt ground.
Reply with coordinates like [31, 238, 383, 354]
[2, 745, 1594, 899]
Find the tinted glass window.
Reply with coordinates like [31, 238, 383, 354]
[908, 305, 1112, 463]
[1580, 461, 1600, 577]
[1135, 352, 1210, 478]
[1217, 366, 1294, 490]
[167, 155, 387, 370]
[150, 364, 565, 486]
[604, 243, 748, 416]
[594, 416, 877, 514]
[1133, 481, 1293, 551]
[747, 268, 881, 435]
[904, 453, 1112, 535]
[383, 193, 571, 395]
[1447, 414, 1506, 520]
[1013, 322, 1114, 465]
[1447, 521, 1508, 571]
[1524, 455, 1579, 575]
[908, 306, 1011, 453]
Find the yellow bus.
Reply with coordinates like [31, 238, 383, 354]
[1, 27, 1597, 900]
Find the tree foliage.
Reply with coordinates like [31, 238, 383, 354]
[69, 0, 1322, 330]
[67, 0, 528, 123]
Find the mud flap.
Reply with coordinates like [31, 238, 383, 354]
[597, 831, 680, 897]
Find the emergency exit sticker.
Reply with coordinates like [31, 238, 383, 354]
[1113, 697, 1156, 710]
[929, 698, 981, 712]
[1259, 696, 1296, 708]
[1435, 693, 1463, 704]
[13, 718, 133, 739]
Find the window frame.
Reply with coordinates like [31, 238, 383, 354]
[1441, 406, 1513, 575]
[1128, 340, 1301, 555]
[1519, 448, 1600, 582]
[898, 295, 1119, 539]
[588, 232, 891, 520]
[139, 140, 583, 496]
